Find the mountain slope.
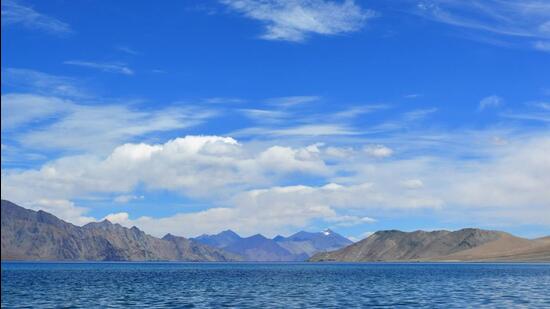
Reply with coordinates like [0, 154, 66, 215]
[435, 233, 550, 262]
[309, 228, 550, 262]
[1, 200, 241, 261]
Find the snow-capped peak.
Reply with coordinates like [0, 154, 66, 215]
[322, 229, 332, 236]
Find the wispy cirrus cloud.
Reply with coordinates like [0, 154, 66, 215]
[479, 95, 503, 111]
[115, 45, 141, 55]
[265, 95, 321, 107]
[415, 0, 550, 51]
[2, 68, 88, 98]
[64, 60, 134, 75]
[220, 0, 375, 42]
[1, 93, 218, 153]
[1, 0, 72, 35]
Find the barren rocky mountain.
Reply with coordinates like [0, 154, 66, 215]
[1, 200, 241, 261]
[309, 229, 550, 262]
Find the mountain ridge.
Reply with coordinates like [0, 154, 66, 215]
[309, 228, 550, 262]
[1, 200, 241, 261]
[3, 199, 547, 262]
[191, 228, 352, 261]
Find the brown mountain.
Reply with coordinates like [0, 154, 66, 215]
[309, 228, 550, 262]
[1, 200, 242, 261]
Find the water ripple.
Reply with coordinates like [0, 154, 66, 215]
[2, 262, 550, 308]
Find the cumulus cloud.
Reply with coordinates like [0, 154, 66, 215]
[3, 132, 550, 237]
[1, 136, 329, 205]
[221, 0, 375, 42]
[103, 212, 130, 223]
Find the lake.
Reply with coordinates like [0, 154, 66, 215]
[2, 262, 550, 308]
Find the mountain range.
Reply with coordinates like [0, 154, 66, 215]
[192, 229, 352, 261]
[3, 199, 549, 262]
[1, 200, 351, 261]
[309, 229, 550, 262]
[1, 200, 241, 261]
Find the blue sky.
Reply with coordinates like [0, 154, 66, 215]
[1, 0, 549, 240]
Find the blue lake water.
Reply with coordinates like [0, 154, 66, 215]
[2, 262, 550, 308]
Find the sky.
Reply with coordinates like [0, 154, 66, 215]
[1, 0, 549, 240]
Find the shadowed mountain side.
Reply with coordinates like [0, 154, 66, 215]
[1, 200, 241, 261]
[309, 229, 550, 262]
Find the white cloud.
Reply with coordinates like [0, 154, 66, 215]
[1, 93, 72, 129]
[326, 215, 376, 226]
[221, 0, 375, 42]
[479, 95, 503, 111]
[2, 68, 87, 98]
[113, 195, 144, 203]
[115, 45, 140, 55]
[416, 0, 550, 38]
[1, 136, 329, 205]
[415, 0, 550, 50]
[1, 93, 217, 152]
[64, 60, 134, 75]
[265, 95, 320, 107]
[1, 0, 72, 35]
[235, 124, 359, 137]
[28, 199, 95, 226]
[401, 179, 424, 189]
[239, 108, 289, 123]
[324, 146, 354, 158]
[3, 132, 550, 237]
[103, 212, 130, 223]
[258, 145, 328, 174]
[364, 145, 393, 158]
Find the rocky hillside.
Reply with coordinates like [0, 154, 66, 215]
[1, 200, 241, 261]
[309, 228, 550, 262]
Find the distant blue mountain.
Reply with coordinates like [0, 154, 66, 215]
[275, 229, 353, 257]
[192, 229, 352, 261]
[194, 230, 241, 248]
